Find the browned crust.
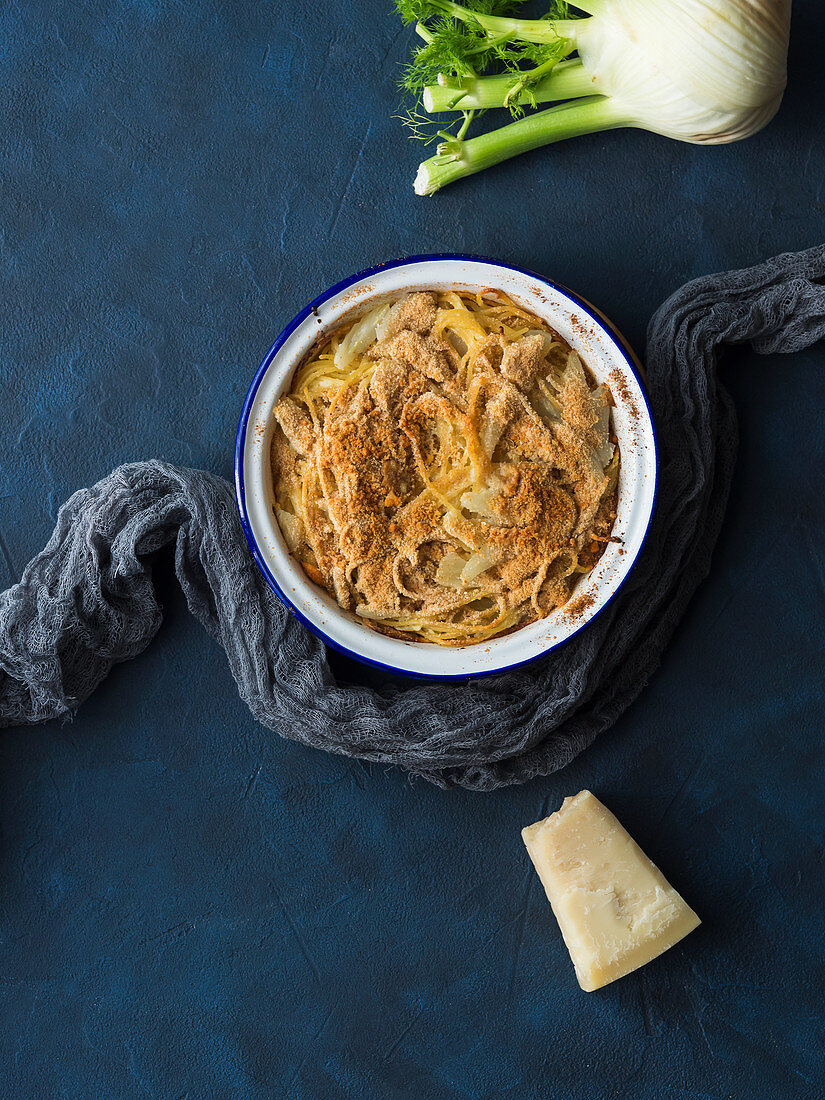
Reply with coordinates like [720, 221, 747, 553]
[272, 289, 620, 645]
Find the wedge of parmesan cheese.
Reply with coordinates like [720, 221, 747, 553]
[522, 791, 700, 992]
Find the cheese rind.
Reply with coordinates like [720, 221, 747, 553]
[522, 791, 700, 992]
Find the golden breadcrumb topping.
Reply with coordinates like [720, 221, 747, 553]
[269, 289, 619, 645]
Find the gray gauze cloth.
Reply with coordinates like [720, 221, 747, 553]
[2, 245, 825, 789]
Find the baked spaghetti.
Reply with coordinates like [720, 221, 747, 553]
[269, 289, 619, 645]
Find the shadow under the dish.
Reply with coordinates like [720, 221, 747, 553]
[326, 646, 429, 693]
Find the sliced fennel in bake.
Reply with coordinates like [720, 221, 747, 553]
[275, 507, 304, 552]
[334, 303, 391, 372]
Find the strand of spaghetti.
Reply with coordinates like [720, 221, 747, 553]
[440, 290, 466, 311]
[435, 308, 489, 342]
[366, 590, 511, 625]
[299, 462, 327, 576]
[301, 386, 321, 432]
[358, 591, 503, 622]
[403, 432, 465, 517]
[391, 557, 423, 602]
[530, 559, 554, 614]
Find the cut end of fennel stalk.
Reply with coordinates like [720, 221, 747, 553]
[414, 162, 437, 197]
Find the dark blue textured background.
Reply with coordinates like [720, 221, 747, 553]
[2, 1, 824, 1096]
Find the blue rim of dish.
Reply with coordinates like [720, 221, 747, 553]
[235, 254, 659, 680]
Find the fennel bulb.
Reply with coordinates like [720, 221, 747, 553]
[399, 0, 792, 195]
[574, 0, 790, 141]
